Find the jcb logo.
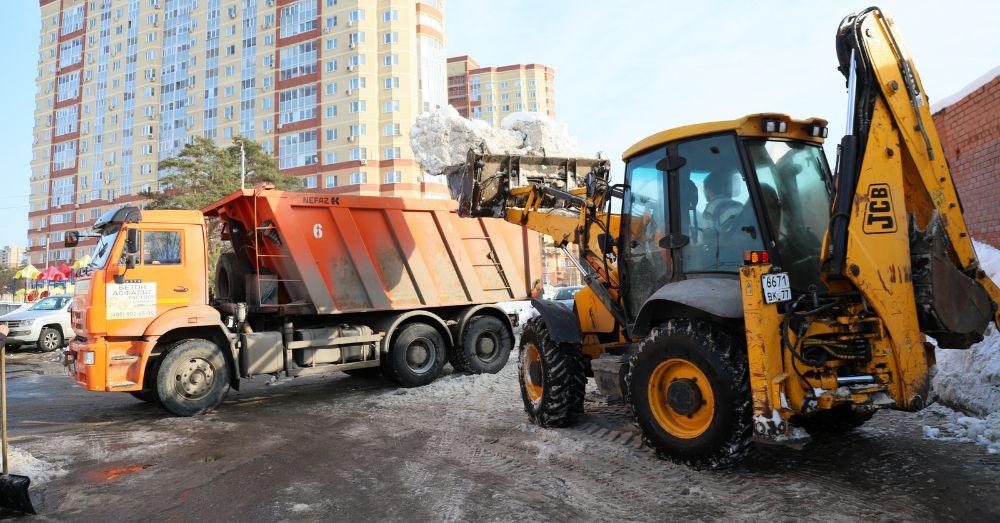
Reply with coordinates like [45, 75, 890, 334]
[862, 183, 896, 234]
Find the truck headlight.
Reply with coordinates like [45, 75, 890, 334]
[83, 351, 95, 365]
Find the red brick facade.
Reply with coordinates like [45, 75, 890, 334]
[932, 73, 1000, 247]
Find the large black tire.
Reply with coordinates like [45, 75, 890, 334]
[129, 390, 160, 403]
[215, 252, 247, 302]
[130, 356, 163, 404]
[37, 326, 63, 352]
[625, 319, 752, 469]
[385, 323, 447, 387]
[155, 339, 231, 416]
[795, 406, 874, 437]
[450, 316, 513, 374]
[517, 316, 586, 428]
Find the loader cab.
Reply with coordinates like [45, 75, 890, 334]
[618, 115, 833, 321]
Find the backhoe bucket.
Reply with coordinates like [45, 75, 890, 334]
[453, 150, 609, 218]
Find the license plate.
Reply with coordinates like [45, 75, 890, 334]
[761, 272, 791, 304]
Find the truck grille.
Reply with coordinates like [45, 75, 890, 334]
[4, 320, 23, 329]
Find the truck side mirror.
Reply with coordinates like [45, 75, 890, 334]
[125, 228, 140, 255]
[659, 233, 690, 250]
[64, 231, 79, 247]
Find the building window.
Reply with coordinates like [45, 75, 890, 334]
[325, 129, 337, 141]
[278, 85, 318, 124]
[58, 37, 83, 69]
[349, 77, 366, 90]
[350, 172, 367, 184]
[349, 9, 366, 22]
[350, 123, 366, 136]
[385, 171, 402, 183]
[384, 147, 401, 160]
[326, 38, 337, 51]
[384, 77, 399, 89]
[303, 175, 318, 189]
[60, 5, 85, 35]
[383, 10, 399, 22]
[349, 32, 366, 46]
[348, 101, 366, 113]
[326, 83, 337, 95]
[383, 100, 400, 113]
[326, 105, 337, 118]
[56, 72, 80, 102]
[278, 130, 319, 169]
[325, 152, 338, 165]
[279, 41, 319, 81]
[384, 123, 400, 136]
[382, 32, 398, 45]
[52, 140, 77, 171]
[279, 0, 318, 39]
[54, 106, 78, 136]
[383, 54, 399, 67]
[324, 175, 338, 188]
[350, 147, 367, 161]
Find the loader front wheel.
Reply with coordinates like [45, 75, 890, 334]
[518, 317, 586, 427]
[626, 319, 751, 469]
[156, 339, 231, 416]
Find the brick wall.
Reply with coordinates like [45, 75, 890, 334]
[932, 74, 1000, 247]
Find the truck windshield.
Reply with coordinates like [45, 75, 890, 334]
[88, 225, 122, 269]
[746, 140, 832, 290]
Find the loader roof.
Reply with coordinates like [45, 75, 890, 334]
[622, 113, 829, 161]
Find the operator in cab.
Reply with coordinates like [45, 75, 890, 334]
[702, 169, 743, 230]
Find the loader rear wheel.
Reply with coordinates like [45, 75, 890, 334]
[385, 323, 447, 387]
[796, 406, 874, 437]
[451, 316, 513, 374]
[626, 319, 752, 469]
[518, 316, 586, 427]
[156, 339, 231, 416]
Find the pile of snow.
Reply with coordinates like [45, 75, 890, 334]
[924, 240, 1000, 453]
[931, 65, 1000, 114]
[409, 106, 586, 178]
[5, 446, 66, 485]
[496, 300, 539, 331]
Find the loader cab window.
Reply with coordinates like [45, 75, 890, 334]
[676, 135, 763, 273]
[622, 148, 671, 317]
[747, 140, 831, 290]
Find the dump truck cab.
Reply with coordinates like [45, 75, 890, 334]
[65, 207, 229, 393]
[618, 113, 832, 335]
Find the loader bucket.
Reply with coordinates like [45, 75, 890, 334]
[454, 150, 609, 218]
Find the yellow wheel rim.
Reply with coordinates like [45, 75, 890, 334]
[521, 342, 544, 404]
[647, 358, 715, 439]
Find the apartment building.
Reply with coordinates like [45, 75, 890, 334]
[447, 55, 555, 126]
[30, 0, 447, 265]
[0, 246, 27, 269]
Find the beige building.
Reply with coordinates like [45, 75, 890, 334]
[30, 0, 447, 265]
[447, 55, 555, 126]
[0, 246, 27, 269]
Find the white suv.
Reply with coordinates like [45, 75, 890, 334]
[1, 295, 76, 352]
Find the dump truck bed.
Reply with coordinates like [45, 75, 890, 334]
[203, 188, 541, 315]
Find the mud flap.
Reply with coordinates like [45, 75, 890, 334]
[530, 299, 582, 344]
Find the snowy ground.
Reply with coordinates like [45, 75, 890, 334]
[2, 347, 999, 520]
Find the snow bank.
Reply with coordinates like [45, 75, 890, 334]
[924, 240, 1000, 453]
[931, 65, 1000, 114]
[409, 106, 587, 178]
[5, 446, 66, 485]
[496, 300, 538, 331]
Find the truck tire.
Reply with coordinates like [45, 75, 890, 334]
[130, 357, 163, 404]
[625, 319, 752, 469]
[796, 406, 874, 437]
[385, 323, 447, 387]
[518, 316, 586, 427]
[37, 326, 63, 352]
[451, 316, 513, 374]
[215, 252, 247, 302]
[155, 339, 231, 416]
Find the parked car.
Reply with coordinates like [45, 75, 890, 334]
[552, 285, 584, 309]
[0, 295, 75, 351]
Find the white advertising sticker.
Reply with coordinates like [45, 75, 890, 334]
[106, 282, 158, 320]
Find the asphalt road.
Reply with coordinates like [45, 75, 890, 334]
[3, 350, 999, 521]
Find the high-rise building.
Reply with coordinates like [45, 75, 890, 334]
[0, 246, 27, 269]
[30, 0, 447, 265]
[447, 55, 555, 126]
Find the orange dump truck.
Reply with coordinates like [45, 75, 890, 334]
[64, 187, 540, 415]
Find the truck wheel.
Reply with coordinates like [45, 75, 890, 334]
[796, 406, 874, 437]
[155, 339, 231, 416]
[518, 316, 586, 427]
[215, 252, 247, 302]
[625, 319, 752, 469]
[130, 357, 163, 404]
[385, 323, 447, 387]
[37, 327, 63, 352]
[129, 390, 160, 403]
[451, 316, 513, 374]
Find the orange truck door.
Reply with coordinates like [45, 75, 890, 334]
[105, 228, 192, 337]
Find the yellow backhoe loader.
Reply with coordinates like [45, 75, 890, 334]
[453, 7, 1000, 468]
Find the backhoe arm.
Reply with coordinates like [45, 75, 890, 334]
[826, 7, 1000, 346]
